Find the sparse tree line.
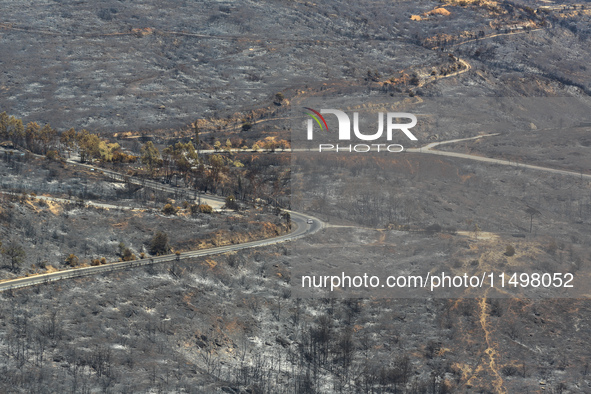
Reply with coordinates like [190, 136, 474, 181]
[141, 139, 290, 207]
[1, 111, 290, 207]
[0, 112, 136, 163]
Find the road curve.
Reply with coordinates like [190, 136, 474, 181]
[1, 147, 325, 292]
[407, 134, 591, 180]
[7, 131, 586, 292]
[0, 211, 322, 292]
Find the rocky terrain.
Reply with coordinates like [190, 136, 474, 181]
[1, 0, 591, 392]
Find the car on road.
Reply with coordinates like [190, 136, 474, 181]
[307, 219, 314, 224]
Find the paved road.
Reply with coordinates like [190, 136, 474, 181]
[0, 211, 322, 292]
[4, 132, 588, 291]
[63, 159, 226, 209]
[0, 149, 323, 291]
[0, 147, 224, 209]
[407, 134, 591, 180]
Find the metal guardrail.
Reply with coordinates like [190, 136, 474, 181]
[0, 213, 318, 292]
[0, 149, 319, 292]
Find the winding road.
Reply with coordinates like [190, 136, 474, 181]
[406, 134, 591, 180]
[1, 131, 588, 292]
[0, 148, 323, 292]
[0, 210, 321, 292]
